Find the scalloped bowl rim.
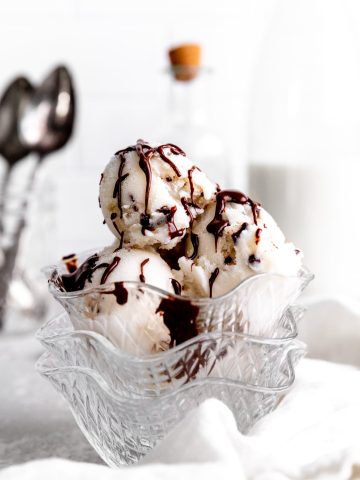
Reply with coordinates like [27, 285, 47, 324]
[44, 254, 313, 306]
[36, 348, 303, 400]
[36, 307, 305, 363]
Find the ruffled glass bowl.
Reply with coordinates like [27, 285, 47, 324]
[37, 309, 305, 396]
[36, 253, 313, 466]
[37, 337, 304, 467]
[44, 250, 313, 340]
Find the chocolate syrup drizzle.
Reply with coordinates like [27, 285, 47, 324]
[112, 140, 186, 234]
[139, 258, 149, 283]
[119, 231, 124, 249]
[113, 146, 134, 218]
[61, 254, 103, 291]
[157, 144, 184, 176]
[157, 206, 185, 240]
[159, 239, 186, 271]
[110, 212, 125, 242]
[59, 247, 128, 306]
[255, 228, 262, 245]
[111, 220, 122, 236]
[181, 197, 194, 226]
[209, 267, 220, 298]
[137, 141, 184, 214]
[136, 142, 153, 215]
[100, 256, 120, 285]
[61, 251, 122, 292]
[249, 254, 261, 265]
[60, 253, 128, 305]
[187, 166, 200, 205]
[140, 213, 152, 235]
[207, 190, 260, 250]
[104, 282, 128, 305]
[232, 222, 248, 244]
[171, 278, 182, 295]
[186, 232, 199, 261]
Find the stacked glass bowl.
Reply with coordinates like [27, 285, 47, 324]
[36, 254, 313, 467]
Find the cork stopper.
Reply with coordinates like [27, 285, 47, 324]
[168, 43, 201, 81]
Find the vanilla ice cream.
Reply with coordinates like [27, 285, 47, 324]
[60, 244, 180, 355]
[53, 141, 304, 354]
[178, 190, 302, 298]
[99, 140, 217, 250]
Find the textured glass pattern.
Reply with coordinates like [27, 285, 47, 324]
[44, 250, 313, 340]
[37, 311, 306, 396]
[38, 253, 313, 466]
[37, 350, 298, 467]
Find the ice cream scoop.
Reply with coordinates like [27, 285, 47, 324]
[51, 141, 305, 355]
[178, 190, 303, 298]
[99, 140, 217, 251]
[59, 244, 180, 355]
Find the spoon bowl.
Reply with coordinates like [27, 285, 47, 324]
[0, 77, 34, 165]
[19, 66, 75, 155]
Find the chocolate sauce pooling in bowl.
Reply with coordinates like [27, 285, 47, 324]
[156, 297, 199, 347]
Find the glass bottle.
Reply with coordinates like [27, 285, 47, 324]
[248, 0, 360, 299]
[155, 44, 227, 187]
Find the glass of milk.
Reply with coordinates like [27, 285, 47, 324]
[248, 0, 360, 300]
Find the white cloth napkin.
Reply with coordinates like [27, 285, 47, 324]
[2, 358, 360, 480]
[299, 295, 360, 366]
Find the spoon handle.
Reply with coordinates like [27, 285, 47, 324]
[0, 164, 13, 235]
[0, 155, 42, 328]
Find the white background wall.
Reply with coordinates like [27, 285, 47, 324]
[1, 0, 360, 268]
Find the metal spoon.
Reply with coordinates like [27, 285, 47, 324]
[0, 66, 75, 328]
[0, 77, 34, 327]
[0, 76, 33, 165]
[0, 77, 34, 233]
[20, 65, 75, 155]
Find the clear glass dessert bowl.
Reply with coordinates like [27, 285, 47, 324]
[36, 341, 305, 467]
[37, 309, 306, 396]
[44, 250, 313, 341]
[37, 253, 313, 466]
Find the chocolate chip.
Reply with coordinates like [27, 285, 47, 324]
[249, 254, 260, 264]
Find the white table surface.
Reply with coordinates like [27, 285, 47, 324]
[0, 330, 102, 469]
